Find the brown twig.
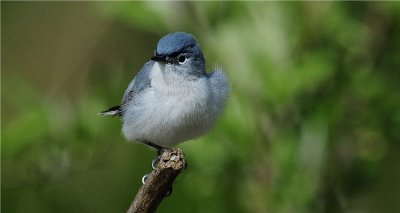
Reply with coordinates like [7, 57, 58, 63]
[127, 148, 186, 213]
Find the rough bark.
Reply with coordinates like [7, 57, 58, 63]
[127, 148, 186, 213]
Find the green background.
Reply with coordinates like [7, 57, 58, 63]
[2, 2, 400, 213]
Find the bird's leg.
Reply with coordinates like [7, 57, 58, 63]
[142, 140, 165, 152]
[142, 141, 168, 170]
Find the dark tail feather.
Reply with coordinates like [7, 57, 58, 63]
[98, 106, 122, 116]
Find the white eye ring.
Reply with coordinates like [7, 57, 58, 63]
[178, 55, 187, 64]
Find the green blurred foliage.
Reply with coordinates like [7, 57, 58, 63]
[2, 2, 400, 213]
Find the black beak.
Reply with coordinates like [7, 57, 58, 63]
[151, 55, 174, 64]
[151, 55, 165, 62]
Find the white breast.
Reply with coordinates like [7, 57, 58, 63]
[122, 62, 215, 147]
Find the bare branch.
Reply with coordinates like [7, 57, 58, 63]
[127, 148, 186, 213]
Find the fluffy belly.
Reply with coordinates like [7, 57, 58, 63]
[122, 87, 212, 147]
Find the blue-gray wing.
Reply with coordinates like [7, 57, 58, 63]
[99, 61, 153, 116]
[121, 61, 154, 106]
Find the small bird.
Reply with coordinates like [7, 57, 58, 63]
[99, 32, 229, 153]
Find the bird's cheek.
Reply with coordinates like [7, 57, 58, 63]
[164, 63, 175, 71]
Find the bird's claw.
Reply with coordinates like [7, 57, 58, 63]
[151, 155, 161, 170]
[142, 173, 149, 184]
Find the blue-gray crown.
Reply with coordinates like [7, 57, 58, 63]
[155, 32, 199, 56]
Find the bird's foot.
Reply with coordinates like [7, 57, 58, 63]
[152, 147, 172, 169]
[151, 155, 161, 170]
[142, 173, 150, 184]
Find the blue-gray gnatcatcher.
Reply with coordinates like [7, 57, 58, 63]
[100, 32, 229, 152]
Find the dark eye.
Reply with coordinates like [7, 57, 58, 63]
[178, 55, 187, 64]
